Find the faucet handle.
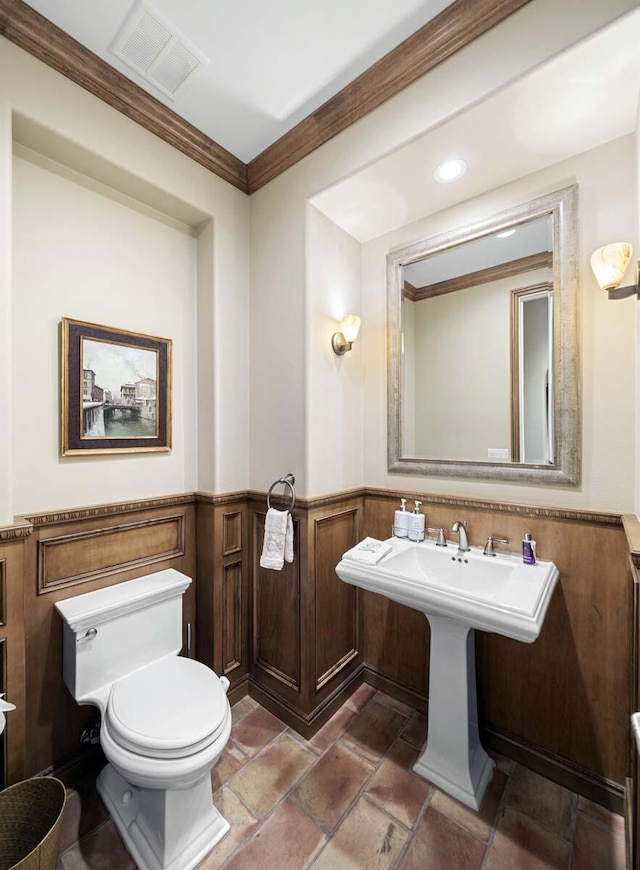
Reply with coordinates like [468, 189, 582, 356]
[427, 527, 447, 547]
[483, 535, 509, 557]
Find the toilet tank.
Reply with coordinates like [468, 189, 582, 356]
[55, 569, 191, 704]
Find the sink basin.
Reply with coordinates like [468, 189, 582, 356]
[336, 536, 559, 810]
[338, 536, 558, 643]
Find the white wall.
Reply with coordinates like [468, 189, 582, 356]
[0, 37, 249, 520]
[635, 95, 640, 516]
[0, 102, 11, 526]
[12, 156, 197, 512]
[250, 0, 638, 497]
[363, 135, 637, 511]
[410, 274, 540, 461]
[306, 207, 364, 495]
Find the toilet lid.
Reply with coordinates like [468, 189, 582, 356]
[106, 657, 229, 759]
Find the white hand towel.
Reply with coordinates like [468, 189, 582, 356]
[260, 508, 295, 570]
[343, 537, 392, 566]
[285, 513, 294, 564]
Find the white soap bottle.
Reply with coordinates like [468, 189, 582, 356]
[408, 500, 425, 542]
[394, 498, 410, 537]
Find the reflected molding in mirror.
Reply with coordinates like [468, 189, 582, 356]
[387, 185, 580, 485]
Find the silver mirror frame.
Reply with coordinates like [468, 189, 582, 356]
[387, 184, 580, 485]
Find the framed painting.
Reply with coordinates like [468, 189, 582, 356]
[61, 317, 172, 455]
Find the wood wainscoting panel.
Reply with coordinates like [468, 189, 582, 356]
[312, 507, 361, 691]
[362, 491, 630, 798]
[0, 559, 5, 627]
[223, 561, 242, 675]
[361, 495, 430, 697]
[252, 511, 301, 693]
[630, 553, 640, 868]
[0, 536, 29, 785]
[37, 514, 185, 593]
[223, 511, 242, 556]
[0, 639, 5, 788]
[23, 498, 196, 778]
[195, 499, 215, 669]
[196, 495, 249, 685]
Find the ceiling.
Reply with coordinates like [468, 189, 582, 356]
[21, 0, 453, 162]
[404, 216, 551, 287]
[313, 8, 640, 242]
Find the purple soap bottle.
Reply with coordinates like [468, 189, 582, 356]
[522, 533, 536, 565]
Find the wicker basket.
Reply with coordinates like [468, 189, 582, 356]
[0, 778, 66, 870]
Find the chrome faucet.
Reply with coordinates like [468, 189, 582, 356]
[451, 520, 470, 553]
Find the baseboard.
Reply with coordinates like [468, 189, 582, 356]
[36, 744, 106, 787]
[247, 669, 365, 739]
[227, 675, 249, 707]
[361, 667, 624, 815]
[483, 725, 625, 815]
[362, 666, 427, 714]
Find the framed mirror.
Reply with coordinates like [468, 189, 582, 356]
[387, 185, 580, 484]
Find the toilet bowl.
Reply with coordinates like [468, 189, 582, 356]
[55, 570, 231, 870]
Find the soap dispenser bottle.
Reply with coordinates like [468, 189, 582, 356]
[394, 498, 410, 538]
[408, 501, 425, 542]
[522, 533, 537, 565]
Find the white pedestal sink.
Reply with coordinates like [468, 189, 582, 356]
[336, 537, 558, 810]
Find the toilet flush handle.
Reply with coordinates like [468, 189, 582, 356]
[220, 676, 230, 694]
[76, 627, 97, 644]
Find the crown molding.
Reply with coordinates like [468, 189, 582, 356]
[0, 0, 248, 192]
[246, 0, 533, 193]
[0, 0, 532, 195]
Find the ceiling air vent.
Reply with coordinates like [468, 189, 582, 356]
[111, 0, 209, 100]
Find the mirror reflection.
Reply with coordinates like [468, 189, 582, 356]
[401, 215, 553, 464]
[387, 185, 580, 485]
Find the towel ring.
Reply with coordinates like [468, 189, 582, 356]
[267, 474, 296, 512]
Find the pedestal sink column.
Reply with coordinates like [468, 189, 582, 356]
[413, 613, 494, 810]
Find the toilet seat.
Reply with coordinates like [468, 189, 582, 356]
[106, 657, 227, 759]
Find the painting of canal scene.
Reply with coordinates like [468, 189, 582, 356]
[61, 318, 172, 455]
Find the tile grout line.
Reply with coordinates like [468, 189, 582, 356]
[300, 706, 415, 867]
[479, 762, 516, 870]
[567, 791, 580, 870]
[391, 784, 436, 870]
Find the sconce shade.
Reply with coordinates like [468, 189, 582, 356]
[332, 314, 361, 355]
[590, 243, 633, 292]
[340, 315, 361, 343]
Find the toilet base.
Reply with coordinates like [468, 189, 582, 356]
[97, 763, 230, 870]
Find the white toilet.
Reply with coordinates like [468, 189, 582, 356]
[55, 569, 232, 870]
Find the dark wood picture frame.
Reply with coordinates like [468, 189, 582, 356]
[61, 317, 172, 455]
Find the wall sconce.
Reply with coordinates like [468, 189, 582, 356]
[331, 315, 361, 356]
[590, 243, 639, 300]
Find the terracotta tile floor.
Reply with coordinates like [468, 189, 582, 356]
[57, 686, 626, 869]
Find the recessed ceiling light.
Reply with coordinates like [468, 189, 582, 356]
[496, 229, 516, 238]
[433, 158, 467, 184]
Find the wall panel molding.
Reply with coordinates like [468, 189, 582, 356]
[252, 512, 301, 692]
[37, 514, 185, 594]
[23, 492, 194, 527]
[313, 508, 360, 691]
[366, 489, 623, 528]
[0, 639, 5, 789]
[222, 512, 242, 556]
[222, 561, 242, 674]
[623, 513, 640, 567]
[0, 560, 5, 627]
[0, 521, 33, 542]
